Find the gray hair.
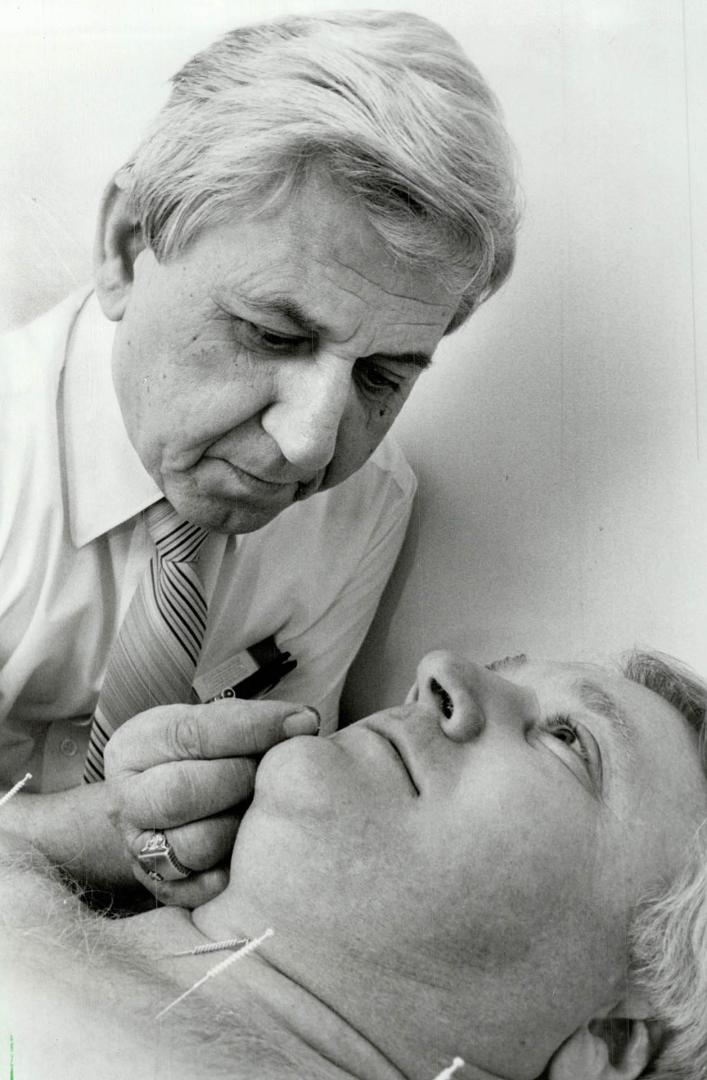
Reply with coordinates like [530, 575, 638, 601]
[124, 9, 520, 329]
[620, 651, 707, 1079]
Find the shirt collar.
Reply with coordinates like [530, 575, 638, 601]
[63, 290, 162, 548]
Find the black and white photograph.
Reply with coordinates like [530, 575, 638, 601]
[1, 2, 705, 1077]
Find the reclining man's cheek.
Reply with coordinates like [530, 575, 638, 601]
[406, 805, 605, 947]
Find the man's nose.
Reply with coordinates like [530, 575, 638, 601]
[261, 355, 352, 476]
[411, 650, 530, 743]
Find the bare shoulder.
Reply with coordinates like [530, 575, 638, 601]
[0, 827, 74, 930]
[0, 831, 340, 1079]
[0, 831, 193, 1078]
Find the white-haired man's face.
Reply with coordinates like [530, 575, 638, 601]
[98, 169, 457, 533]
[210, 651, 707, 1079]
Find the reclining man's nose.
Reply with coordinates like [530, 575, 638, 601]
[414, 650, 485, 742]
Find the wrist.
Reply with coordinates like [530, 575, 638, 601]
[0, 783, 135, 892]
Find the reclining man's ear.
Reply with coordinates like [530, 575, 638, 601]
[548, 995, 658, 1080]
[94, 169, 146, 320]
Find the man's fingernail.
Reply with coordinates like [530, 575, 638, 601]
[284, 707, 321, 737]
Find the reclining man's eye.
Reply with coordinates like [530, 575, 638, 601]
[539, 713, 603, 795]
[550, 719, 578, 745]
[548, 713, 604, 780]
[546, 714, 586, 754]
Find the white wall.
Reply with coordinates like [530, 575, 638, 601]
[2, 1, 705, 714]
[347, 0, 707, 714]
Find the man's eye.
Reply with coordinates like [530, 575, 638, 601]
[238, 320, 310, 353]
[537, 713, 602, 795]
[259, 329, 308, 350]
[355, 362, 403, 397]
[544, 714, 590, 764]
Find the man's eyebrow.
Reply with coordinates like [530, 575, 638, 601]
[232, 294, 433, 369]
[573, 678, 634, 748]
[241, 295, 321, 333]
[362, 351, 432, 370]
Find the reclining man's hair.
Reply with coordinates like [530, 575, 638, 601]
[621, 651, 707, 1079]
[124, 10, 520, 329]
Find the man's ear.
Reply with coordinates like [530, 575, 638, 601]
[94, 169, 146, 321]
[548, 1015, 654, 1080]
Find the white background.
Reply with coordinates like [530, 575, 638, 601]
[1, 0, 705, 714]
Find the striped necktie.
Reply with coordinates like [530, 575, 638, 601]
[83, 501, 209, 783]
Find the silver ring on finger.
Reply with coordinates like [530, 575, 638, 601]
[136, 831, 193, 883]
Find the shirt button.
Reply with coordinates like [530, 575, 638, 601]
[60, 737, 78, 757]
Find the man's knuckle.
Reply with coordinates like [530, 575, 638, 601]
[231, 756, 256, 794]
[169, 825, 213, 872]
[105, 799, 122, 830]
[170, 711, 204, 760]
[177, 763, 202, 814]
[130, 783, 167, 833]
[238, 710, 261, 751]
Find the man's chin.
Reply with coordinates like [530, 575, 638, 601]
[161, 483, 290, 534]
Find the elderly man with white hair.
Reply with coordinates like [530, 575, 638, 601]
[0, 11, 518, 904]
[1, 646, 706, 1079]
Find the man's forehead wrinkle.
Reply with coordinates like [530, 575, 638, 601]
[315, 252, 454, 314]
[223, 248, 452, 325]
[328, 256, 455, 310]
[219, 263, 305, 306]
[384, 317, 450, 333]
[314, 266, 380, 310]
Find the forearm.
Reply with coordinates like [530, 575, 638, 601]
[0, 782, 135, 891]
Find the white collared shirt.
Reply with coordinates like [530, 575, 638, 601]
[0, 289, 416, 793]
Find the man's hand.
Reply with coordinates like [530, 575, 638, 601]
[104, 699, 319, 908]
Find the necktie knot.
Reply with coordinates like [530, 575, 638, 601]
[146, 500, 209, 564]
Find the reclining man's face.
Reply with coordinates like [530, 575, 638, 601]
[223, 651, 707, 1079]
